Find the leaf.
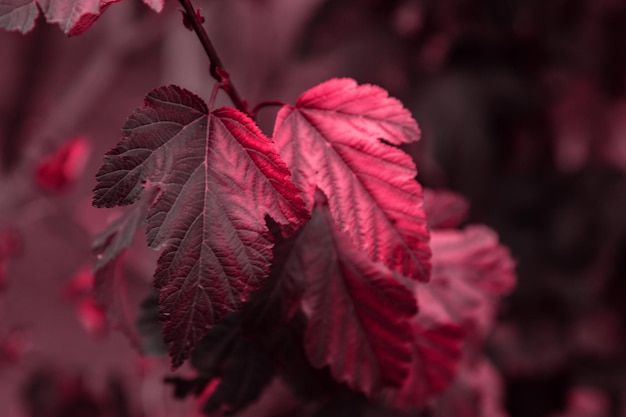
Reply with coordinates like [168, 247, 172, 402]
[93, 85, 309, 368]
[136, 292, 167, 356]
[298, 205, 417, 397]
[239, 222, 307, 334]
[0, 0, 162, 35]
[92, 194, 148, 272]
[273, 316, 337, 402]
[423, 188, 470, 230]
[380, 321, 464, 410]
[427, 226, 516, 341]
[91, 197, 151, 350]
[190, 313, 274, 416]
[380, 225, 514, 411]
[273, 78, 431, 281]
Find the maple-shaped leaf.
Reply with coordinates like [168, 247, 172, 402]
[0, 0, 162, 35]
[297, 205, 417, 397]
[423, 188, 470, 229]
[273, 78, 431, 281]
[93, 85, 308, 368]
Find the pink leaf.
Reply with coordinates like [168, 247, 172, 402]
[428, 226, 516, 340]
[381, 224, 515, 410]
[273, 78, 431, 281]
[0, 0, 161, 35]
[93, 85, 308, 368]
[298, 205, 417, 397]
[423, 188, 470, 229]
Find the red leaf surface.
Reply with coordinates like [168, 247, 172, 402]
[93, 85, 308, 368]
[0, 0, 162, 35]
[273, 78, 431, 281]
[381, 224, 515, 410]
[423, 188, 470, 229]
[381, 322, 464, 410]
[298, 205, 417, 396]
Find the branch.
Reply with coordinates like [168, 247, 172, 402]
[178, 0, 250, 115]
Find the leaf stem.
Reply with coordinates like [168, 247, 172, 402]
[178, 0, 250, 115]
[250, 100, 288, 119]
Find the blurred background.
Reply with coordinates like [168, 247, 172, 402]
[1, 0, 626, 416]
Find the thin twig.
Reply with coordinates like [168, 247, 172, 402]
[251, 100, 288, 119]
[178, 0, 250, 115]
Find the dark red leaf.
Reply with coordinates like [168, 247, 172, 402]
[93, 252, 151, 349]
[273, 78, 431, 282]
[423, 188, 470, 229]
[380, 322, 464, 410]
[136, 292, 167, 356]
[189, 313, 274, 416]
[297, 205, 417, 397]
[91, 197, 152, 350]
[0, 0, 162, 35]
[35, 136, 90, 193]
[92, 195, 148, 272]
[93, 85, 309, 368]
